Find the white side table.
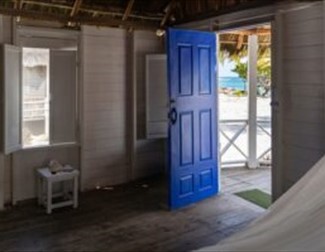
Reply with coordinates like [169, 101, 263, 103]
[37, 167, 79, 214]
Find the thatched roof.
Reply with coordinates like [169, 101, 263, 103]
[219, 25, 271, 59]
[0, 0, 290, 30]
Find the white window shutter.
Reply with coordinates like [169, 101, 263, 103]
[145, 54, 168, 139]
[50, 50, 77, 144]
[2, 45, 22, 154]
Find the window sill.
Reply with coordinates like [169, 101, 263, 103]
[21, 142, 80, 152]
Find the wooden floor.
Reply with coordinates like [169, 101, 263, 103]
[0, 169, 269, 252]
[222, 166, 271, 194]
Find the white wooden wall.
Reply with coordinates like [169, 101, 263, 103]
[12, 147, 79, 202]
[133, 31, 166, 179]
[0, 24, 81, 204]
[11, 28, 80, 203]
[81, 27, 165, 189]
[0, 24, 167, 206]
[81, 26, 129, 190]
[0, 2, 324, 206]
[278, 3, 325, 192]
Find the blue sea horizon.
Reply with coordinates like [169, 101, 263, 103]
[219, 76, 246, 91]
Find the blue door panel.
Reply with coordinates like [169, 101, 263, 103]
[180, 111, 194, 166]
[199, 168, 213, 190]
[199, 109, 213, 161]
[168, 28, 219, 209]
[179, 45, 193, 96]
[198, 47, 212, 95]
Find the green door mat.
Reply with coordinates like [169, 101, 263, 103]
[235, 189, 271, 209]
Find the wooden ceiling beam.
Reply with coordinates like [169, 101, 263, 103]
[13, 0, 24, 10]
[160, 0, 177, 27]
[175, 0, 275, 25]
[122, 0, 135, 21]
[0, 7, 158, 30]
[236, 34, 244, 50]
[70, 0, 83, 17]
[23, 1, 71, 10]
[20, 0, 162, 21]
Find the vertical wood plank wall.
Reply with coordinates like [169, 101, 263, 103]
[279, 3, 325, 191]
[12, 147, 80, 202]
[81, 26, 129, 190]
[8, 27, 80, 203]
[0, 24, 166, 204]
[0, 23, 81, 203]
[0, 16, 6, 209]
[1, 3, 324, 204]
[133, 31, 166, 179]
[81, 27, 166, 190]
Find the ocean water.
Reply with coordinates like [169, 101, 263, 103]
[219, 76, 246, 91]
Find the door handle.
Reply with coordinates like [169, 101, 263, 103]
[168, 107, 178, 125]
[270, 101, 279, 107]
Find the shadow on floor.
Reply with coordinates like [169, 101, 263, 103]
[0, 175, 265, 252]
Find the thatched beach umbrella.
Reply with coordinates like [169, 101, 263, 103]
[219, 26, 271, 62]
[218, 26, 271, 96]
[23, 48, 49, 67]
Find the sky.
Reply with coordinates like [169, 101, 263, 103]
[219, 59, 237, 77]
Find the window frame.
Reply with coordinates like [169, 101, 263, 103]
[13, 26, 80, 151]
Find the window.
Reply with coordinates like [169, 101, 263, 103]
[22, 48, 50, 147]
[2, 45, 77, 153]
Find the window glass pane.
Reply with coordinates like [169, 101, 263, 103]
[22, 48, 50, 147]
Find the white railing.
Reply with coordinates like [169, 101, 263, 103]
[23, 100, 48, 121]
[220, 120, 248, 166]
[220, 119, 271, 167]
[256, 120, 272, 164]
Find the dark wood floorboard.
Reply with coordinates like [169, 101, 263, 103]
[0, 176, 264, 252]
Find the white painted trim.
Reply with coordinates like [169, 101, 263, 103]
[145, 54, 168, 139]
[79, 29, 85, 191]
[216, 34, 221, 193]
[12, 153, 18, 205]
[3, 44, 22, 155]
[323, 0, 325, 191]
[12, 18, 17, 46]
[16, 26, 79, 40]
[247, 35, 258, 169]
[127, 31, 135, 181]
[20, 142, 80, 152]
[0, 154, 4, 210]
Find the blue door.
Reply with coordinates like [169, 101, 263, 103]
[167, 28, 219, 209]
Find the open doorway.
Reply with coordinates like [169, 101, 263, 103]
[145, 27, 273, 209]
[218, 24, 272, 202]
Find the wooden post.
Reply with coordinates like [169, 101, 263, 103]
[127, 30, 136, 181]
[247, 34, 258, 169]
[0, 18, 5, 210]
[0, 154, 4, 210]
[272, 13, 284, 201]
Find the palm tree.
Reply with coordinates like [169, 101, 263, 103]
[219, 32, 271, 97]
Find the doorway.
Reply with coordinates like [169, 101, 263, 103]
[146, 26, 273, 209]
[217, 24, 272, 198]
